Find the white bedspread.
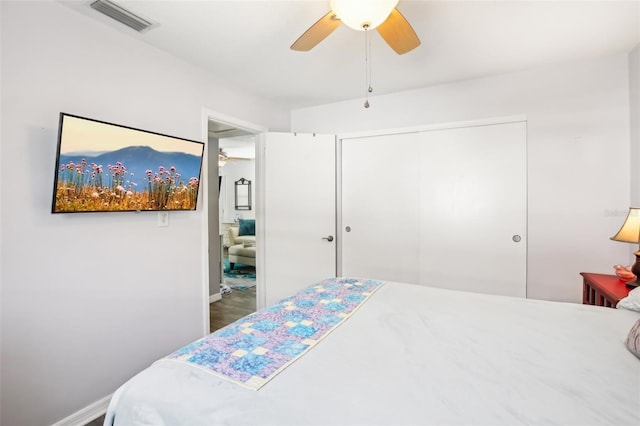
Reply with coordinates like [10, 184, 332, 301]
[105, 281, 640, 426]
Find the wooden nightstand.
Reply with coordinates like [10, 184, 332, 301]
[580, 272, 632, 308]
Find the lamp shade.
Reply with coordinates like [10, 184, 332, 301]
[330, 0, 399, 31]
[611, 208, 640, 243]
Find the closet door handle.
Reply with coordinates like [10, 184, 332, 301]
[322, 235, 334, 242]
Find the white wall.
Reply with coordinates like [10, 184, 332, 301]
[630, 44, 640, 206]
[292, 53, 633, 303]
[0, 1, 289, 425]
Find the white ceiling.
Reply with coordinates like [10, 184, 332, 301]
[219, 135, 257, 159]
[62, 0, 639, 110]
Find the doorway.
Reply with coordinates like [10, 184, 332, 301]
[205, 112, 266, 333]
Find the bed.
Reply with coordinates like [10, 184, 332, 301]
[105, 278, 640, 426]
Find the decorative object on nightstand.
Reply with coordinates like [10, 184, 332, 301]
[613, 264, 637, 283]
[580, 272, 632, 308]
[610, 207, 640, 288]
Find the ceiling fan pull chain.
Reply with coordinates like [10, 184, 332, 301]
[367, 26, 373, 94]
[364, 25, 372, 108]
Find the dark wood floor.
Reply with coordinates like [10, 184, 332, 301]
[210, 285, 257, 331]
[84, 416, 104, 426]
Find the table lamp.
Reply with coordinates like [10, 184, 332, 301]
[611, 207, 640, 288]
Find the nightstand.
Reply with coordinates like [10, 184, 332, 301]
[580, 272, 632, 308]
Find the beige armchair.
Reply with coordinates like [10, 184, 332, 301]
[228, 227, 256, 269]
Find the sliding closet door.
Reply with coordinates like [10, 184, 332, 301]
[419, 122, 527, 297]
[340, 132, 422, 282]
[340, 121, 527, 297]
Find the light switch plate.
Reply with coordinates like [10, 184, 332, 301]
[157, 211, 169, 227]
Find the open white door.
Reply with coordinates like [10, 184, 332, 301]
[256, 133, 336, 307]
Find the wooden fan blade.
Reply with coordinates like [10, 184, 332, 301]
[376, 8, 421, 55]
[291, 11, 341, 51]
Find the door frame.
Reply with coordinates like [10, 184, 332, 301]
[200, 108, 268, 335]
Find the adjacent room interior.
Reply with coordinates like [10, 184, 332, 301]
[212, 129, 257, 330]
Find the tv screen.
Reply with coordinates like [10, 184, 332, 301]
[52, 113, 205, 213]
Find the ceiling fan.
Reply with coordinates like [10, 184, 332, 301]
[291, 0, 420, 55]
[218, 149, 250, 167]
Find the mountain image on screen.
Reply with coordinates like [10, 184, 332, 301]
[54, 145, 203, 212]
[59, 146, 201, 187]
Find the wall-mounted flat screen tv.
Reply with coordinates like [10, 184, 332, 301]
[52, 113, 205, 213]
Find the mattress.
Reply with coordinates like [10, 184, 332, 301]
[105, 281, 640, 425]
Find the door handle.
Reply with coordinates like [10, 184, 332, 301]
[322, 235, 334, 242]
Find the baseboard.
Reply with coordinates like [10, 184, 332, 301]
[51, 394, 112, 426]
[210, 292, 222, 303]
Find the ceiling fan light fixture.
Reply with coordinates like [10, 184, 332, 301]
[218, 149, 229, 167]
[330, 0, 399, 31]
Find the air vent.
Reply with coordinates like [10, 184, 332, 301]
[90, 0, 154, 33]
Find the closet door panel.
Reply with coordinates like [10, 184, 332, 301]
[340, 133, 421, 283]
[418, 122, 527, 297]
